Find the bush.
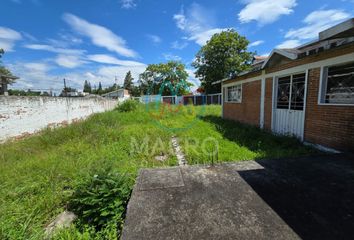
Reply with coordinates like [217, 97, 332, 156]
[68, 170, 134, 237]
[115, 100, 140, 112]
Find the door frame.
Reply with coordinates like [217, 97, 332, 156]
[271, 70, 309, 141]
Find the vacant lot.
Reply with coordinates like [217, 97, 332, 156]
[0, 103, 315, 239]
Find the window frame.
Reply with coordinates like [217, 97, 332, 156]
[225, 84, 242, 103]
[318, 61, 354, 106]
[275, 71, 306, 111]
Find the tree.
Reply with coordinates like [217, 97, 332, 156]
[0, 49, 17, 94]
[97, 82, 103, 94]
[123, 71, 133, 93]
[83, 80, 92, 93]
[139, 61, 190, 96]
[130, 85, 141, 97]
[0, 49, 13, 78]
[192, 29, 254, 93]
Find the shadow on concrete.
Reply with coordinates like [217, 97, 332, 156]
[202, 115, 354, 239]
[237, 154, 354, 240]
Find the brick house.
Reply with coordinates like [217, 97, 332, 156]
[221, 19, 354, 152]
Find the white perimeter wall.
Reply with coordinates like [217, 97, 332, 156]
[0, 96, 117, 142]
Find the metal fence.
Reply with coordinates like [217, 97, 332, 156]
[132, 93, 222, 105]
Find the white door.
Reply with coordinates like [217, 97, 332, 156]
[273, 73, 306, 140]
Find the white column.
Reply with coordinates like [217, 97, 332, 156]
[260, 78, 265, 128]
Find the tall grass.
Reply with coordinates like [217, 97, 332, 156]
[0, 103, 315, 239]
[0, 105, 175, 239]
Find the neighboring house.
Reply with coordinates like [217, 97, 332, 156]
[221, 18, 354, 152]
[102, 89, 130, 100]
[0, 74, 19, 96]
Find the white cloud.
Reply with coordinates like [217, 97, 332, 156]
[285, 9, 351, 40]
[8, 62, 62, 91]
[249, 40, 264, 48]
[121, 0, 136, 9]
[55, 55, 86, 68]
[162, 53, 182, 61]
[277, 9, 351, 49]
[47, 33, 83, 48]
[0, 26, 22, 51]
[171, 41, 188, 50]
[186, 69, 200, 90]
[173, 3, 228, 46]
[188, 28, 227, 46]
[8, 60, 147, 92]
[62, 13, 137, 58]
[97, 65, 146, 85]
[87, 54, 146, 66]
[276, 39, 301, 49]
[24, 44, 85, 55]
[173, 12, 186, 30]
[238, 0, 297, 25]
[23, 62, 50, 72]
[146, 34, 162, 44]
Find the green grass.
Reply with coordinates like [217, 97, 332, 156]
[0, 103, 316, 239]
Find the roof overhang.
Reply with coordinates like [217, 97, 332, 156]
[319, 18, 354, 40]
[261, 49, 297, 69]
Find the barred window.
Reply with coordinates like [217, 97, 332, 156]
[226, 84, 242, 103]
[321, 62, 354, 104]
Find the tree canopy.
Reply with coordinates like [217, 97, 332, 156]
[139, 61, 191, 96]
[123, 71, 133, 92]
[192, 29, 254, 93]
[83, 80, 92, 93]
[0, 49, 17, 84]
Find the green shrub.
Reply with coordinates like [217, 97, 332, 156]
[115, 100, 140, 112]
[68, 170, 134, 237]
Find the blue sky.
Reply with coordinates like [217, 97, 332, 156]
[0, 0, 353, 92]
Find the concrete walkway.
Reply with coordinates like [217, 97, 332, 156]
[121, 154, 354, 240]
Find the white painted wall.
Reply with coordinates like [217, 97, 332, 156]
[0, 96, 117, 142]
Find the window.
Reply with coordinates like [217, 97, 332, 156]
[290, 74, 306, 110]
[226, 84, 242, 103]
[320, 61, 354, 104]
[277, 73, 306, 110]
[277, 76, 291, 109]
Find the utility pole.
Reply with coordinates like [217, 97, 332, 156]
[115, 76, 118, 90]
[63, 78, 67, 97]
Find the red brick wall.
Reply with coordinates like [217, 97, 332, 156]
[264, 78, 273, 130]
[223, 80, 261, 126]
[304, 68, 354, 151]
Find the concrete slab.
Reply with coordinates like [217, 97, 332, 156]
[122, 162, 300, 240]
[138, 168, 185, 191]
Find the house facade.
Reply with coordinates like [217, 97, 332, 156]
[221, 19, 354, 152]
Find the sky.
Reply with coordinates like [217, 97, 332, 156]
[0, 0, 353, 92]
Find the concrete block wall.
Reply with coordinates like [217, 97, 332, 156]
[0, 96, 117, 142]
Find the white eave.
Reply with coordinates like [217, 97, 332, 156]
[261, 49, 298, 69]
